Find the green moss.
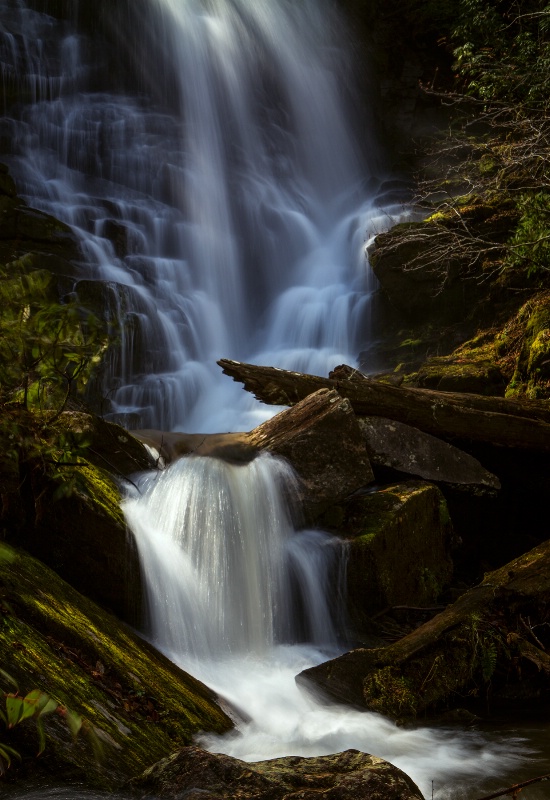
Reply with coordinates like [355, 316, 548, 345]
[0, 542, 232, 789]
[363, 666, 417, 719]
[345, 482, 453, 622]
[77, 464, 126, 527]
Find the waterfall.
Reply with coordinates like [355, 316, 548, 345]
[0, 0, 413, 432]
[0, 2, 536, 798]
[123, 452, 347, 660]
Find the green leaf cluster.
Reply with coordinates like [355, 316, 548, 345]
[0, 256, 110, 499]
[452, 1, 550, 108]
[0, 669, 102, 776]
[0, 256, 109, 417]
[508, 191, 550, 278]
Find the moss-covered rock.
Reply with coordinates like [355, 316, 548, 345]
[337, 481, 454, 628]
[298, 537, 550, 721]
[128, 745, 423, 800]
[0, 542, 232, 789]
[368, 196, 519, 327]
[499, 291, 550, 400]
[403, 335, 507, 395]
[2, 410, 154, 620]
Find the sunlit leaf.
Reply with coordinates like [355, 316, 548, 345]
[65, 708, 83, 739]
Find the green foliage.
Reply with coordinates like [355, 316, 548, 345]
[0, 257, 108, 416]
[508, 192, 550, 278]
[452, 2, 550, 108]
[0, 670, 102, 776]
[0, 256, 110, 502]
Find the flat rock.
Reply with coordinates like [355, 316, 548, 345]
[358, 416, 500, 493]
[128, 745, 423, 799]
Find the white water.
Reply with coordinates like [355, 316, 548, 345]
[124, 453, 532, 800]
[0, 1, 538, 798]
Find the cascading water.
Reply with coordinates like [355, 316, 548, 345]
[0, 0, 412, 431]
[0, 2, 542, 798]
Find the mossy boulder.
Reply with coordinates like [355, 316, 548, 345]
[3, 411, 154, 620]
[498, 291, 550, 400]
[0, 542, 232, 789]
[128, 745, 423, 800]
[298, 537, 550, 720]
[334, 482, 454, 628]
[369, 197, 519, 327]
[402, 335, 507, 395]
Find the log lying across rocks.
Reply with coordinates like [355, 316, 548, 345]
[297, 537, 550, 719]
[218, 359, 550, 452]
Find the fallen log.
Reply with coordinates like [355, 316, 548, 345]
[217, 359, 550, 452]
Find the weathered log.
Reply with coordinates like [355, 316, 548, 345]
[297, 538, 550, 719]
[136, 390, 374, 522]
[218, 359, 550, 451]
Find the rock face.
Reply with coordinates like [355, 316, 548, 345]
[0, 163, 81, 271]
[359, 416, 500, 493]
[298, 538, 550, 720]
[128, 745, 423, 800]
[247, 388, 375, 521]
[368, 198, 519, 326]
[339, 481, 454, 624]
[0, 542, 232, 790]
[3, 412, 154, 620]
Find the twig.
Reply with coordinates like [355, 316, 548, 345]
[473, 773, 550, 800]
[371, 605, 446, 621]
[87, 447, 141, 494]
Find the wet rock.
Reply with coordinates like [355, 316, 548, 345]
[0, 162, 17, 197]
[298, 538, 550, 720]
[336, 481, 454, 625]
[102, 218, 145, 259]
[0, 194, 81, 267]
[128, 745, 423, 799]
[358, 416, 500, 493]
[368, 198, 519, 325]
[5, 412, 154, 620]
[247, 388, 375, 521]
[0, 542, 232, 790]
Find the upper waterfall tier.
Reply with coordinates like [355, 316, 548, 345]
[1, 0, 412, 431]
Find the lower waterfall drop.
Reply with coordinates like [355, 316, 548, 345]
[123, 453, 530, 800]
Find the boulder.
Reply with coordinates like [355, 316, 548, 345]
[0, 542, 232, 790]
[247, 388, 374, 521]
[332, 481, 454, 626]
[127, 745, 423, 800]
[368, 197, 519, 326]
[358, 416, 500, 493]
[3, 411, 154, 620]
[0, 181, 81, 269]
[298, 537, 550, 720]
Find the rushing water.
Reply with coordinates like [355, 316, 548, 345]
[1, 1, 546, 798]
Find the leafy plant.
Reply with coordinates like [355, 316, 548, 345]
[0, 669, 102, 777]
[0, 256, 111, 503]
[508, 192, 550, 279]
[0, 257, 109, 418]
